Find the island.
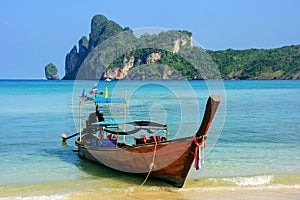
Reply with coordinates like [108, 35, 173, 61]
[45, 63, 59, 80]
[48, 14, 299, 80]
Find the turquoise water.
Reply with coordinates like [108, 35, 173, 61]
[0, 80, 299, 199]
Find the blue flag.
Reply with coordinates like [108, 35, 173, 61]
[81, 89, 86, 97]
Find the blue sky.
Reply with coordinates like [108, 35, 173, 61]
[0, 0, 299, 79]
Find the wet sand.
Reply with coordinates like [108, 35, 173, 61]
[67, 187, 300, 200]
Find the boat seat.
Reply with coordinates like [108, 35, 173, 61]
[150, 136, 162, 143]
[90, 138, 116, 147]
[135, 134, 147, 144]
[107, 134, 118, 140]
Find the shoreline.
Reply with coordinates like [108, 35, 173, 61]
[1, 174, 299, 200]
[0, 79, 299, 81]
[67, 186, 300, 200]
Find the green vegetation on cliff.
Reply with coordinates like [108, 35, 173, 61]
[45, 63, 59, 80]
[207, 45, 300, 79]
[89, 15, 124, 48]
[62, 14, 300, 80]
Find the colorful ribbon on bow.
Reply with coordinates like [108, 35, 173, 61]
[193, 135, 203, 170]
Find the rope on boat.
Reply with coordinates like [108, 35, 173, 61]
[136, 138, 158, 190]
[201, 136, 205, 165]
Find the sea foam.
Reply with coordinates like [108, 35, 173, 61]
[0, 194, 69, 200]
[222, 175, 274, 186]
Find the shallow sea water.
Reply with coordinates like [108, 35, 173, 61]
[0, 80, 299, 199]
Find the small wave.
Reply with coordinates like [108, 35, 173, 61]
[0, 194, 69, 200]
[179, 184, 300, 193]
[222, 175, 274, 186]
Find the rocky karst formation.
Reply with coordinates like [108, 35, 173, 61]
[63, 15, 124, 80]
[45, 63, 59, 80]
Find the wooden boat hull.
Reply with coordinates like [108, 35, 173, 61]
[77, 137, 195, 187]
[75, 96, 220, 187]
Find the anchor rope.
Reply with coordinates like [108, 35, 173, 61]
[136, 138, 158, 190]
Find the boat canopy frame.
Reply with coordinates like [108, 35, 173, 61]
[79, 94, 127, 142]
[79, 93, 169, 144]
[92, 120, 168, 136]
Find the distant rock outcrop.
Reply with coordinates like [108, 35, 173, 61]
[63, 15, 123, 80]
[63, 46, 79, 80]
[45, 63, 59, 80]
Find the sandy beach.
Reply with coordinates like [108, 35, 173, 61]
[67, 187, 300, 200]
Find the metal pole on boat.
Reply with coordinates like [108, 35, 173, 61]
[123, 102, 126, 143]
[166, 127, 168, 140]
[123, 91, 127, 143]
[79, 97, 82, 142]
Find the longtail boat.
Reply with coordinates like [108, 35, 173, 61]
[73, 90, 220, 188]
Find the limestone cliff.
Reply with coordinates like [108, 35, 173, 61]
[63, 14, 123, 80]
[63, 46, 79, 80]
[146, 52, 162, 64]
[104, 56, 135, 80]
[173, 34, 192, 53]
[79, 36, 89, 60]
[62, 14, 195, 80]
